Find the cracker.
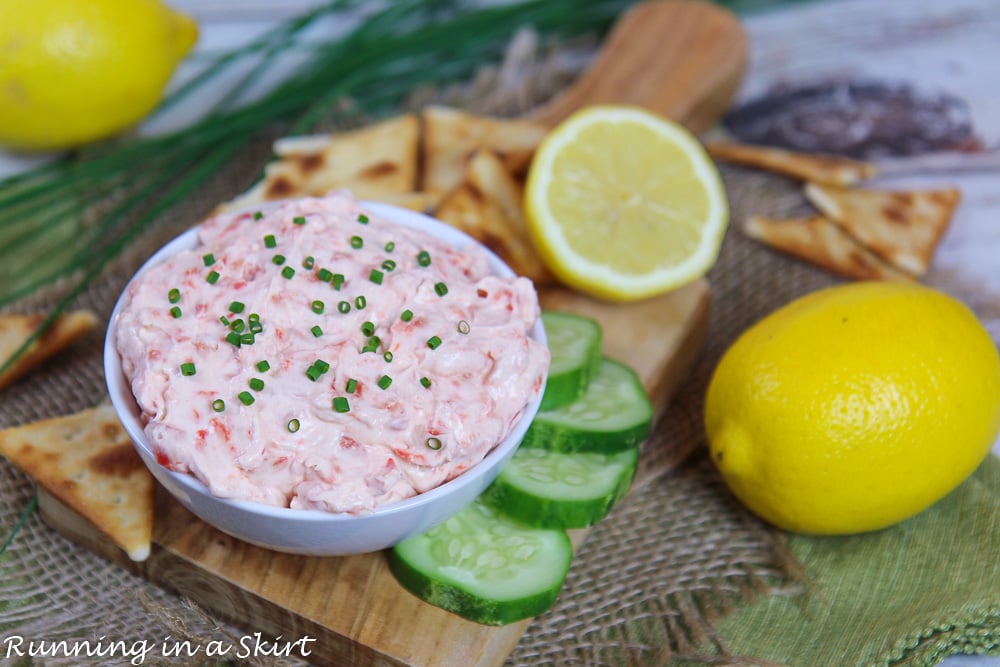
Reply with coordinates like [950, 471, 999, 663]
[0, 310, 98, 392]
[706, 141, 877, 187]
[0, 403, 153, 561]
[804, 183, 960, 276]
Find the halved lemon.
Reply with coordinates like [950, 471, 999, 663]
[525, 106, 728, 301]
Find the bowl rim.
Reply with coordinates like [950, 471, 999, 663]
[104, 198, 547, 523]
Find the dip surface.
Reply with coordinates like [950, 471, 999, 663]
[115, 193, 549, 514]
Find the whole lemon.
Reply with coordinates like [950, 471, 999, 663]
[0, 0, 198, 151]
[705, 281, 1000, 534]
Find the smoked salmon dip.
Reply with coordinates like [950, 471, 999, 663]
[114, 193, 549, 514]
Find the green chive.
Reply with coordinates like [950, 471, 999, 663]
[457, 319, 470, 334]
[383, 351, 394, 362]
[317, 268, 333, 282]
[346, 378, 358, 393]
[377, 374, 392, 390]
[337, 300, 350, 314]
[384, 241, 395, 252]
[426, 437, 442, 450]
[256, 360, 270, 372]
[355, 295, 367, 310]
[230, 318, 245, 332]
[264, 234, 277, 248]
[420, 377, 432, 388]
[313, 359, 330, 373]
[302, 256, 315, 269]
[350, 235, 363, 249]
[417, 250, 431, 266]
[369, 269, 383, 285]
[229, 301, 245, 313]
[203, 253, 216, 266]
[226, 331, 242, 347]
[293, 215, 307, 225]
[249, 378, 265, 391]
[220, 315, 230, 326]
[272, 254, 286, 265]
[311, 300, 325, 314]
[248, 312, 260, 323]
[240, 332, 255, 345]
[253, 211, 263, 221]
[212, 399, 225, 412]
[400, 309, 413, 322]
[361, 321, 375, 337]
[381, 259, 396, 272]
[169, 306, 182, 318]
[180, 362, 196, 376]
[332, 273, 345, 290]
[168, 288, 181, 303]
[357, 213, 369, 224]
[287, 418, 300, 433]
[434, 282, 448, 297]
[427, 335, 442, 349]
[206, 270, 220, 284]
[249, 322, 263, 334]
[311, 325, 323, 338]
[332, 396, 350, 413]
[281, 266, 295, 279]
[238, 391, 255, 406]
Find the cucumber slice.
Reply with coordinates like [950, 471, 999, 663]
[523, 357, 653, 453]
[388, 500, 572, 625]
[482, 446, 638, 529]
[539, 311, 602, 411]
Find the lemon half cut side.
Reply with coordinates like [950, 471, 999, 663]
[525, 105, 728, 302]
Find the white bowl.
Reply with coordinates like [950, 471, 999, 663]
[104, 201, 546, 556]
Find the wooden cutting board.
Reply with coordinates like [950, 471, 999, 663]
[39, 2, 746, 665]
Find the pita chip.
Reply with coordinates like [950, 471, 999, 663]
[804, 183, 960, 276]
[706, 141, 878, 187]
[0, 403, 153, 561]
[745, 215, 916, 282]
[0, 310, 98, 392]
[435, 150, 554, 284]
[421, 106, 548, 194]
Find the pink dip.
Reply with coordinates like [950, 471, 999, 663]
[115, 193, 549, 514]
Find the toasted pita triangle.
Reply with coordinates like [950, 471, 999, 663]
[0, 403, 153, 561]
[706, 142, 877, 187]
[745, 215, 915, 282]
[804, 183, 960, 276]
[0, 311, 98, 392]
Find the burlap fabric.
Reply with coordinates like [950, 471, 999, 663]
[0, 34, 835, 667]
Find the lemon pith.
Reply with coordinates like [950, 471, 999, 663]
[705, 282, 1000, 534]
[525, 106, 728, 302]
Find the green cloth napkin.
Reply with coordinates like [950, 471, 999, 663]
[711, 455, 1000, 667]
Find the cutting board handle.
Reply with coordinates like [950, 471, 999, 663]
[530, 0, 748, 132]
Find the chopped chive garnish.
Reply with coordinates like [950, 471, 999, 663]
[226, 331, 242, 347]
[357, 213, 369, 224]
[264, 234, 277, 248]
[238, 391, 255, 406]
[337, 300, 351, 314]
[169, 306, 182, 318]
[383, 351, 394, 362]
[381, 259, 396, 272]
[229, 301, 245, 313]
[302, 256, 315, 269]
[311, 325, 323, 338]
[249, 378, 265, 391]
[240, 332, 255, 345]
[369, 269, 384, 285]
[305, 366, 321, 381]
[293, 215, 307, 225]
[346, 378, 358, 393]
[220, 315, 230, 326]
[427, 335, 442, 349]
[203, 253, 216, 266]
[400, 309, 413, 322]
[317, 268, 333, 282]
[253, 211, 263, 221]
[168, 288, 181, 303]
[361, 321, 375, 337]
[434, 282, 448, 297]
[287, 418, 300, 433]
[272, 254, 286, 265]
[206, 270, 220, 284]
[377, 374, 392, 390]
[457, 319, 470, 334]
[384, 241, 395, 252]
[314, 359, 330, 373]
[350, 235, 363, 249]
[332, 273, 345, 290]
[180, 362, 196, 376]
[281, 266, 295, 279]
[420, 376, 432, 388]
[355, 295, 367, 310]
[332, 396, 350, 413]
[256, 360, 270, 372]
[311, 300, 325, 314]
[249, 322, 263, 334]
[426, 437, 442, 450]
[212, 399, 225, 412]
[230, 319, 245, 332]
[248, 312, 260, 323]
[417, 250, 431, 266]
